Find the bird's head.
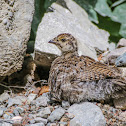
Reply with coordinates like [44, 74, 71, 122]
[48, 33, 78, 56]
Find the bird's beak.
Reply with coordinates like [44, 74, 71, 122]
[48, 40, 56, 44]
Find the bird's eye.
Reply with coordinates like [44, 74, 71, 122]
[61, 39, 66, 42]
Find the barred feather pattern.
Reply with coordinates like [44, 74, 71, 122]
[48, 55, 126, 103]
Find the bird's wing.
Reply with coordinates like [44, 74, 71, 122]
[75, 55, 123, 81]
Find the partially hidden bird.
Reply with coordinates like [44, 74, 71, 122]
[48, 33, 126, 103]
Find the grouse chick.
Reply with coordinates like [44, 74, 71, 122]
[48, 33, 126, 103]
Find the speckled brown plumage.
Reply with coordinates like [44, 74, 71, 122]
[48, 33, 126, 103]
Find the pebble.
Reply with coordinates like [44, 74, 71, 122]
[29, 119, 35, 124]
[3, 112, 14, 119]
[7, 96, 27, 107]
[33, 95, 50, 107]
[15, 107, 24, 115]
[48, 107, 65, 122]
[47, 123, 57, 126]
[62, 101, 70, 110]
[26, 123, 45, 126]
[59, 121, 67, 126]
[65, 113, 74, 119]
[118, 111, 126, 122]
[0, 92, 10, 103]
[0, 109, 4, 117]
[96, 103, 126, 126]
[34, 117, 47, 124]
[28, 114, 36, 119]
[117, 38, 126, 48]
[13, 109, 19, 116]
[115, 52, 126, 67]
[0, 122, 12, 126]
[36, 107, 51, 118]
[28, 93, 37, 104]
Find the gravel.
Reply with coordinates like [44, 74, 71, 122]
[0, 91, 125, 126]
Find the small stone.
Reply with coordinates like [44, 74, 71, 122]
[48, 107, 65, 122]
[103, 104, 110, 110]
[13, 109, 19, 116]
[28, 93, 37, 104]
[114, 97, 126, 110]
[117, 38, 126, 48]
[34, 95, 50, 107]
[0, 109, 4, 117]
[47, 123, 57, 126]
[36, 107, 51, 118]
[115, 52, 126, 67]
[16, 107, 24, 114]
[59, 121, 67, 126]
[34, 117, 47, 124]
[7, 96, 27, 107]
[29, 119, 35, 124]
[54, 105, 59, 109]
[48, 106, 54, 112]
[30, 105, 36, 111]
[0, 92, 10, 102]
[60, 117, 69, 122]
[28, 114, 36, 119]
[62, 101, 70, 110]
[118, 111, 126, 122]
[26, 123, 45, 126]
[65, 113, 74, 119]
[11, 116, 23, 125]
[0, 122, 12, 126]
[3, 112, 14, 119]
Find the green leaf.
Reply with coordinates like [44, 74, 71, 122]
[30, 0, 46, 41]
[119, 23, 126, 38]
[96, 14, 121, 43]
[111, 0, 126, 7]
[44, 0, 56, 10]
[73, 0, 98, 23]
[111, 3, 126, 23]
[95, 0, 112, 17]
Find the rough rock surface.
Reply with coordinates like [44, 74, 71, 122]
[101, 47, 126, 65]
[34, 0, 109, 66]
[117, 38, 126, 48]
[0, 0, 34, 76]
[67, 102, 106, 126]
[48, 107, 65, 122]
[115, 52, 126, 67]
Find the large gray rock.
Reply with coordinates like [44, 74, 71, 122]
[0, 0, 34, 76]
[34, 0, 109, 67]
[67, 102, 106, 126]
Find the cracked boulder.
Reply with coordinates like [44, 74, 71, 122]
[0, 0, 34, 77]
